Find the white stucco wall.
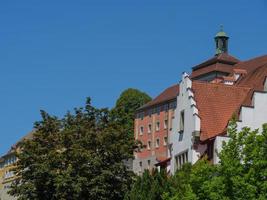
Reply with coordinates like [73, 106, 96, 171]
[169, 73, 204, 174]
[237, 92, 267, 132]
[213, 136, 230, 164]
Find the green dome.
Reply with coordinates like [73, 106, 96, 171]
[215, 25, 228, 37]
[215, 31, 228, 37]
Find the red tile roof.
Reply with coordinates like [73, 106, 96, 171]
[192, 53, 239, 70]
[234, 54, 267, 74]
[138, 84, 179, 110]
[192, 81, 251, 141]
[191, 53, 239, 79]
[191, 63, 234, 79]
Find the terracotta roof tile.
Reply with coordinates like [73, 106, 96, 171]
[234, 55, 267, 106]
[192, 53, 239, 70]
[138, 84, 179, 110]
[191, 53, 239, 79]
[234, 54, 267, 74]
[192, 81, 251, 141]
[191, 63, 234, 79]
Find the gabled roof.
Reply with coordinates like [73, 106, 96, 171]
[192, 81, 251, 141]
[138, 84, 179, 111]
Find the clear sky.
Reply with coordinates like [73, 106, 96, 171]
[0, 0, 266, 155]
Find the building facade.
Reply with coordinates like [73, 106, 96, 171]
[133, 89, 178, 174]
[0, 150, 18, 200]
[133, 27, 267, 174]
[0, 132, 33, 200]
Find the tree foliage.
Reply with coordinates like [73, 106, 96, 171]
[125, 169, 170, 200]
[10, 98, 135, 200]
[111, 88, 151, 138]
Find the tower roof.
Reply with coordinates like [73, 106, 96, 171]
[215, 25, 228, 38]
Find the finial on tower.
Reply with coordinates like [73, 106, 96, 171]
[220, 24, 224, 32]
[215, 25, 229, 55]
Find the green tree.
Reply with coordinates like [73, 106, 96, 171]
[10, 98, 135, 200]
[111, 88, 151, 138]
[163, 163, 197, 200]
[126, 169, 170, 200]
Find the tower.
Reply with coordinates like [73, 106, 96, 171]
[215, 25, 229, 55]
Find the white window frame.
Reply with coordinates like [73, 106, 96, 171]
[163, 136, 167, 146]
[147, 140, 151, 150]
[164, 119, 168, 129]
[156, 122, 160, 132]
[139, 126, 144, 135]
[148, 124, 152, 133]
[156, 138, 160, 148]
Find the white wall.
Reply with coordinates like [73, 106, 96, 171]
[237, 92, 267, 132]
[213, 136, 230, 164]
[169, 73, 204, 174]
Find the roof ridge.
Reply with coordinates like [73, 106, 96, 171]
[242, 54, 267, 63]
[192, 80, 251, 90]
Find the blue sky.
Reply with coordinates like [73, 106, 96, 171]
[0, 0, 266, 155]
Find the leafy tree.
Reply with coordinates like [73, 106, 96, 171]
[125, 169, 170, 200]
[163, 163, 197, 200]
[10, 98, 135, 200]
[111, 88, 151, 138]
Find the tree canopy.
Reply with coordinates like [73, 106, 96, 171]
[10, 98, 135, 200]
[111, 88, 151, 137]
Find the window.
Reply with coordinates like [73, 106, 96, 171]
[164, 120, 168, 129]
[140, 112, 144, 120]
[175, 151, 188, 170]
[164, 136, 167, 146]
[147, 160, 151, 169]
[180, 110, 185, 132]
[148, 109, 152, 117]
[163, 104, 169, 112]
[156, 122, 160, 131]
[207, 141, 214, 161]
[139, 126, 144, 135]
[169, 101, 177, 110]
[147, 141, 151, 150]
[148, 124, 152, 133]
[156, 138, 160, 148]
[178, 132, 183, 141]
[156, 106, 161, 115]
